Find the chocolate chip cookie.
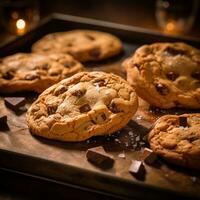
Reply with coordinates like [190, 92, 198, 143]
[148, 114, 200, 169]
[123, 43, 200, 109]
[0, 53, 85, 93]
[32, 30, 123, 62]
[27, 71, 138, 142]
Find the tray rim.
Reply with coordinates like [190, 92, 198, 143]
[0, 12, 200, 50]
[0, 13, 199, 200]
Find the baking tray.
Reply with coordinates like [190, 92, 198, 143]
[0, 13, 200, 200]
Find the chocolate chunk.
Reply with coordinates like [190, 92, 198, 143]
[166, 71, 179, 81]
[85, 34, 95, 41]
[134, 63, 140, 69]
[89, 48, 101, 58]
[79, 104, 91, 113]
[54, 86, 68, 96]
[94, 80, 105, 87]
[101, 113, 107, 121]
[24, 73, 40, 80]
[2, 70, 15, 80]
[47, 105, 57, 115]
[110, 102, 120, 113]
[129, 160, 145, 177]
[40, 63, 50, 70]
[165, 47, 186, 56]
[72, 90, 85, 98]
[134, 118, 153, 132]
[0, 114, 7, 126]
[4, 97, 26, 112]
[86, 146, 114, 169]
[191, 71, 200, 80]
[49, 71, 59, 76]
[141, 148, 157, 165]
[155, 83, 169, 95]
[179, 116, 188, 127]
[63, 61, 76, 68]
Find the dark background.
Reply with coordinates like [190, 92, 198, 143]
[0, 0, 200, 39]
[37, 0, 200, 38]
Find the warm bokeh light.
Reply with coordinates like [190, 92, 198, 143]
[16, 19, 26, 30]
[166, 21, 175, 32]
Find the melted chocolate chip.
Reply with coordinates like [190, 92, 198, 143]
[179, 116, 188, 127]
[49, 71, 59, 76]
[2, 70, 15, 80]
[47, 105, 57, 115]
[191, 71, 200, 80]
[101, 113, 107, 121]
[165, 47, 186, 56]
[79, 104, 91, 113]
[72, 90, 85, 98]
[89, 48, 101, 58]
[85, 34, 95, 41]
[110, 102, 120, 113]
[24, 73, 40, 80]
[94, 80, 105, 87]
[166, 71, 179, 81]
[155, 83, 169, 95]
[134, 63, 140, 69]
[54, 86, 68, 96]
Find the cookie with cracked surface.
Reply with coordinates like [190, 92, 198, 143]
[26, 71, 138, 142]
[0, 53, 85, 93]
[123, 43, 200, 109]
[32, 30, 123, 62]
[148, 114, 200, 170]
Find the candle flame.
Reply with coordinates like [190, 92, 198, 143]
[16, 19, 26, 30]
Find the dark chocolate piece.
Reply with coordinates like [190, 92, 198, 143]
[63, 61, 76, 68]
[24, 73, 40, 80]
[72, 90, 85, 98]
[2, 70, 14, 80]
[155, 83, 169, 95]
[191, 71, 200, 80]
[54, 86, 68, 96]
[134, 117, 153, 132]
[47, 105, 57, 115]
[0, 114, 7, 126]
[86, 146, 114, 169]
[79, 104, 91, 113]
[165, 47, 186, 56]
[166, 71, 179, 81]
[129, 160, 145, 177]
[85, 34, 95, 41]
[89, 48, 101, 58]
[4, 97, 26, 112]
[142, 148, 157, 165]
[110, 102, 120, 113]
[179, 116, 187, 127]
[94, 80, 105, 87]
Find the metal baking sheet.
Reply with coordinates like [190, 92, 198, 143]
[0, 13, 200, 200]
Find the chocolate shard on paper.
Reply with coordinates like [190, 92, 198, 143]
[179, 116, 188, 127]
[4, 97, 26, 112]
[129, 160, 145, 178]
[86, 146, 114, 169]
[141, 148, 157, 165]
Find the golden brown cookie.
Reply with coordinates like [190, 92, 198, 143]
[26, 71, 138, 142]
[0, 53, 85, 93]
[148, 114, 200, 170]
[32, 30, 123, 62]
[123, 43, 200, 109]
